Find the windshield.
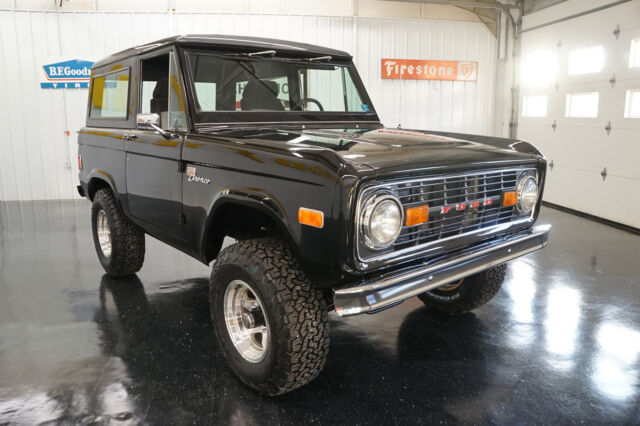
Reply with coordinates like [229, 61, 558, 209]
[186, 52, 375, 123]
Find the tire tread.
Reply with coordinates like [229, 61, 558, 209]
[211, 238, 329, 396]
[93, 188, 145, 277]
[417, 264, 507, 313]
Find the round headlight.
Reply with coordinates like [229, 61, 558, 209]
[517, 175, 538, 213]
[361, 194, 403, 249]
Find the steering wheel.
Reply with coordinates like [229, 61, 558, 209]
[300, 97, 324, 111]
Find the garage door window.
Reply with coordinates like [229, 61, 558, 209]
[624, 89, 640, 118]
[565, 92, 599, 118]
[89, 68, 130, 119]
[522, 95, 548, 117]
[568, 46, 605, 75]
[630, 38, 640, 68]
[522, 50, 557, 87]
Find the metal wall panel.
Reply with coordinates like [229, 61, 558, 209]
[0, 10, 496, 201]
[519, 1, 640, 228]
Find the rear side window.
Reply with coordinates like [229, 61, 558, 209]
[89, 68, 130, 119]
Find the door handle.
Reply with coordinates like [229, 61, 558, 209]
[123, 134, 138, 141]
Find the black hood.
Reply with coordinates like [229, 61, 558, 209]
[197, 126, 544, 178]
[291, 127, 542, 176]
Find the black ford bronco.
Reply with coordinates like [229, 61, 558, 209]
[78, 35, 550, 396]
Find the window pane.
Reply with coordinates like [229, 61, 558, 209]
[188, 53, 368, 113]
[299, 67, 365, 112]
[625, 89, 640, 118]
[568, 46, 604, 75]
[90, 69, 129, 119]
[169, 52, 187, 130]
[140, 54, 170, 128]
[195, 82, 217, 111]
[234, 76, 290, 111]
[522, 95, 548, 117]
[522, 50, 557, 87]
[630, 38, 640, 68]
[565, 92, 599, 118]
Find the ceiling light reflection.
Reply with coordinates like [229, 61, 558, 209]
[591, 321, 640, 401]
[544, 286, 581, 368]
[506, 262, 536, 324]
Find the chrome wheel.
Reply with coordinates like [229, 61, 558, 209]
[223, 280, 269, 363]
[96, 209, 112, 258]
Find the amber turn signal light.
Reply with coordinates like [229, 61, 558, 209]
[503, 191, 517, 207]
[298, 207, 324, 228]
[406, 205, 429, 226]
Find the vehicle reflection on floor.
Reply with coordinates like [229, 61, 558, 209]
[0, 201, 639, 424]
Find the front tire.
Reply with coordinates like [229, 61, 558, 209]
[210, 238, 329, 396]
[417, 264, 507, 314]
[91, 188, 145, 277]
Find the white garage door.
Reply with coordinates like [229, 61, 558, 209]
[519, 0, 640, 229]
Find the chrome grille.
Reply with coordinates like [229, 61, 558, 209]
[388, 168, 534, 251]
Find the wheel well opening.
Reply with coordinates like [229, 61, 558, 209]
[205, 203, 282, 263]
[87, 178, 111, 201]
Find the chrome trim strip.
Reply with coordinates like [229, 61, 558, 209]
[336, 224, 551, 317]
[354, 167, 537, 266]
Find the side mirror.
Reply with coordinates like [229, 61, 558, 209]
[136, 113, 175, 140]
[136, 113, 160, 130]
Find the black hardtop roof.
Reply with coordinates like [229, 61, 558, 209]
[92, 34, 352, 69]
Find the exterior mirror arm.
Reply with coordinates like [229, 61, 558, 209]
[148, 123, 176, 140]
[137, 113, 177, 140]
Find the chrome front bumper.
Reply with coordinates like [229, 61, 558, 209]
[334, 224, 551, 317]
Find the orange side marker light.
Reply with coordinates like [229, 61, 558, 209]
[503, 191, 517, 207]
[298, 207, 324, 228]
[406, 205, 429, 226]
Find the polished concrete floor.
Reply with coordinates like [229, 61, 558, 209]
[0, 201, 639, 425]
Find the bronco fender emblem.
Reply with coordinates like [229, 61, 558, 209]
[186, 166, 211, 184]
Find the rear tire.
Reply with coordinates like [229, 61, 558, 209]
[417, 264, 507, 314]
[91, 188, 145, 277]
[210, 238, 329, 396]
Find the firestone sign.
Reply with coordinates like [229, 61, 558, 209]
[381, 59, 478, 82]
[41, 59, 94, 89]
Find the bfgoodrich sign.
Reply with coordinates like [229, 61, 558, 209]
[41, 59, 94, 89]
[381, 59, 478, 81]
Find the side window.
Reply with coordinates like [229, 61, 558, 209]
[140, 54, 169, 128]
[139, 52, 187, 130]
[169, 53, 187, 130]
[89, 69, 130, 119]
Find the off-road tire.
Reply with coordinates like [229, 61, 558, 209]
[210, 238, 329, 396]
[91, 188, 145, 277]
[417, 264, 507, 314]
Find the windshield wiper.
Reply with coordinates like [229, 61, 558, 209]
[247, 50, 276, 57]
[307, 55, 332, 62]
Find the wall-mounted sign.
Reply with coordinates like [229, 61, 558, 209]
[381, 59, 478, 81]
[41, 59, 94, 89]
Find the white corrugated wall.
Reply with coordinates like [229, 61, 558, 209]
[0, 10, 497, 201]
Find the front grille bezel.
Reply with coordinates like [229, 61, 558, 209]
[355, 167, 538, 265]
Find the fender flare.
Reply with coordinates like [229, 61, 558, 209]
[200, 189, 298, 263]
[86, 170, 119, 200]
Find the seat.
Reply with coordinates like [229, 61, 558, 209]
[150, 79, 168, 113]
[241, 80, 284, 111]
[150, 78, 168, 127]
